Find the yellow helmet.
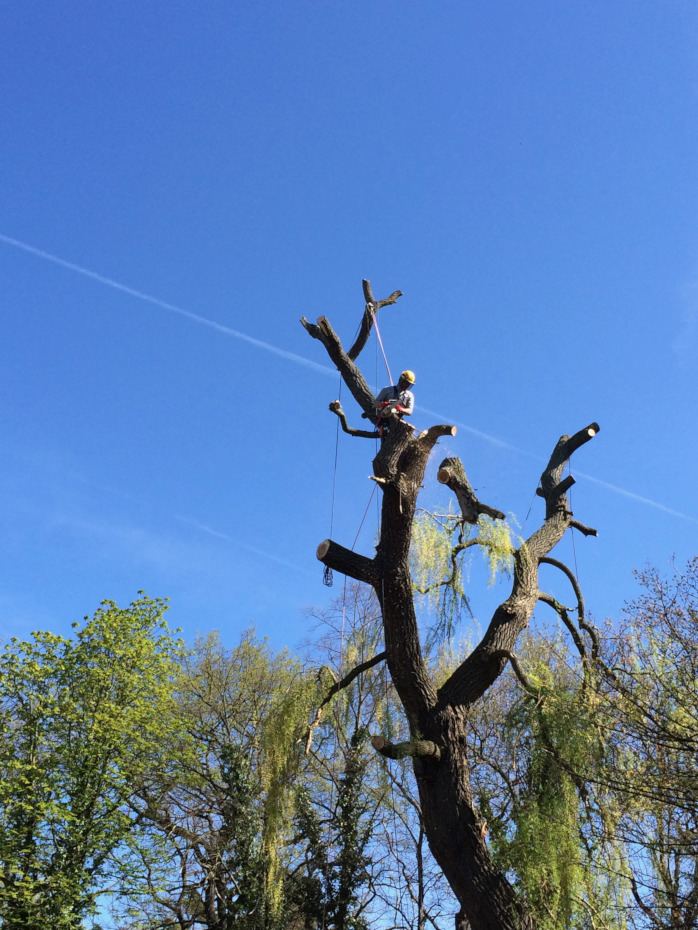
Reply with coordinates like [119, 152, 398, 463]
[400, 369, 416, 385]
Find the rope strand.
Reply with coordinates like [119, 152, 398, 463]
[370, 308, 393, 384]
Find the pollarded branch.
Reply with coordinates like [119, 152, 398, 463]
[418, 425, 458, 450]
[536, 474, 575, 500]
[329, 401, 379, 439]
[316, 538, 377, 586]
[438, 422, 599, 707]
[437, 457, 505, 523]
[300, 315, 377, 417]
[570, 519, 597, 537]
[539, 422, 599, 519]
[371, 734, 441, 762]
[347, 279, 403, 361]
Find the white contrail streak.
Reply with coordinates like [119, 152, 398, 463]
[173, 514, 313, 574]
[0, 233, 336, 377]
[421, 405, 696, 522]
[573, 471, 698, 524]
[419, 405, 536, 455]
[3, 233, 694, 523]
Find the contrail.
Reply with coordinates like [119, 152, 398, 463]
[420, 406, 696, 522]
[3, 233, 694, 524]
[0, 233, 336, 377]
[573, 471, 698, 524]
[419, 405, 536, 455]
[174, 514, 313, 574]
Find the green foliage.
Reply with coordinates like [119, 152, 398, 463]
[493, 688, 587, 927]
[471, 633, 628, 930]
[291, 729, 373, 930]
[410, 508, 515, 645]
[0, 596, 183, 929]
[116, 628, 319, 930]
[477, 515, 516, 583]
[218, 742, 268, 927]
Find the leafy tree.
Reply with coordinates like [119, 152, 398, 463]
[0, 595, 182, 929]
[117, 630, 318, 930]
[291, 729, 374, 930]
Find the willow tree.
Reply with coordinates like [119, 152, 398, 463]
[301, 281, 599, 930]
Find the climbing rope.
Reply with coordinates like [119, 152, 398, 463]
[324, 305, 394, 586]
[567, 462, 580, 584]
[370, 306, 393, 385]
[324, 380, 343, 587]
[352, 485, 378, 550]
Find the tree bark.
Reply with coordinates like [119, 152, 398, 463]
[303, 282, 598, 930]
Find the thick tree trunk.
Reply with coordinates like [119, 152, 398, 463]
[303, 285, 598, 930]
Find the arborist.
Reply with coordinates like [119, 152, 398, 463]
[373, 369, 416, 435]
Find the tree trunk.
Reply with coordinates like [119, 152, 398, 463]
[302, 284, 598, 930]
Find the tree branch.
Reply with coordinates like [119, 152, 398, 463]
[418, 425, 458, 449]
[539, 556, 599, 659]
[304, 651, 387, 752]
[437, 457, 505, 524]
[371, 734, 441, 762]
[301, 314, 377, 418]
[570, 519, 597, 537]
[438, 423, 599, 707]
[537, 592, 586, 659]
[539, 422, 600, 519]
[329, 400, 379, 438]
[316, 538, 377, 586]
[347, 280, 403, 361]
[490, 649, 537, 694]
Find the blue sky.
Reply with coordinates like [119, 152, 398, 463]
[1, 2, 696, 652]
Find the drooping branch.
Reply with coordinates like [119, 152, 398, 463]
[437, 457, 505, 523]
[371, 734, 441, 762]
[347, 279, 403, 361]
[490, 649, 537, 694]
[316, 538, 377, 586]
[540, 555, 599, 659]
[537, 592, 587, 659]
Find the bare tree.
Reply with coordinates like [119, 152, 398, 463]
[599, 560, 698, 930]
[301, 281, 599, 930]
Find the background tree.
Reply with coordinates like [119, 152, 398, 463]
[597, 558, 698, 930]
[0, 596, 182, 929]
[116, 629, 317, 930]
[302, 280, 600, 930]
